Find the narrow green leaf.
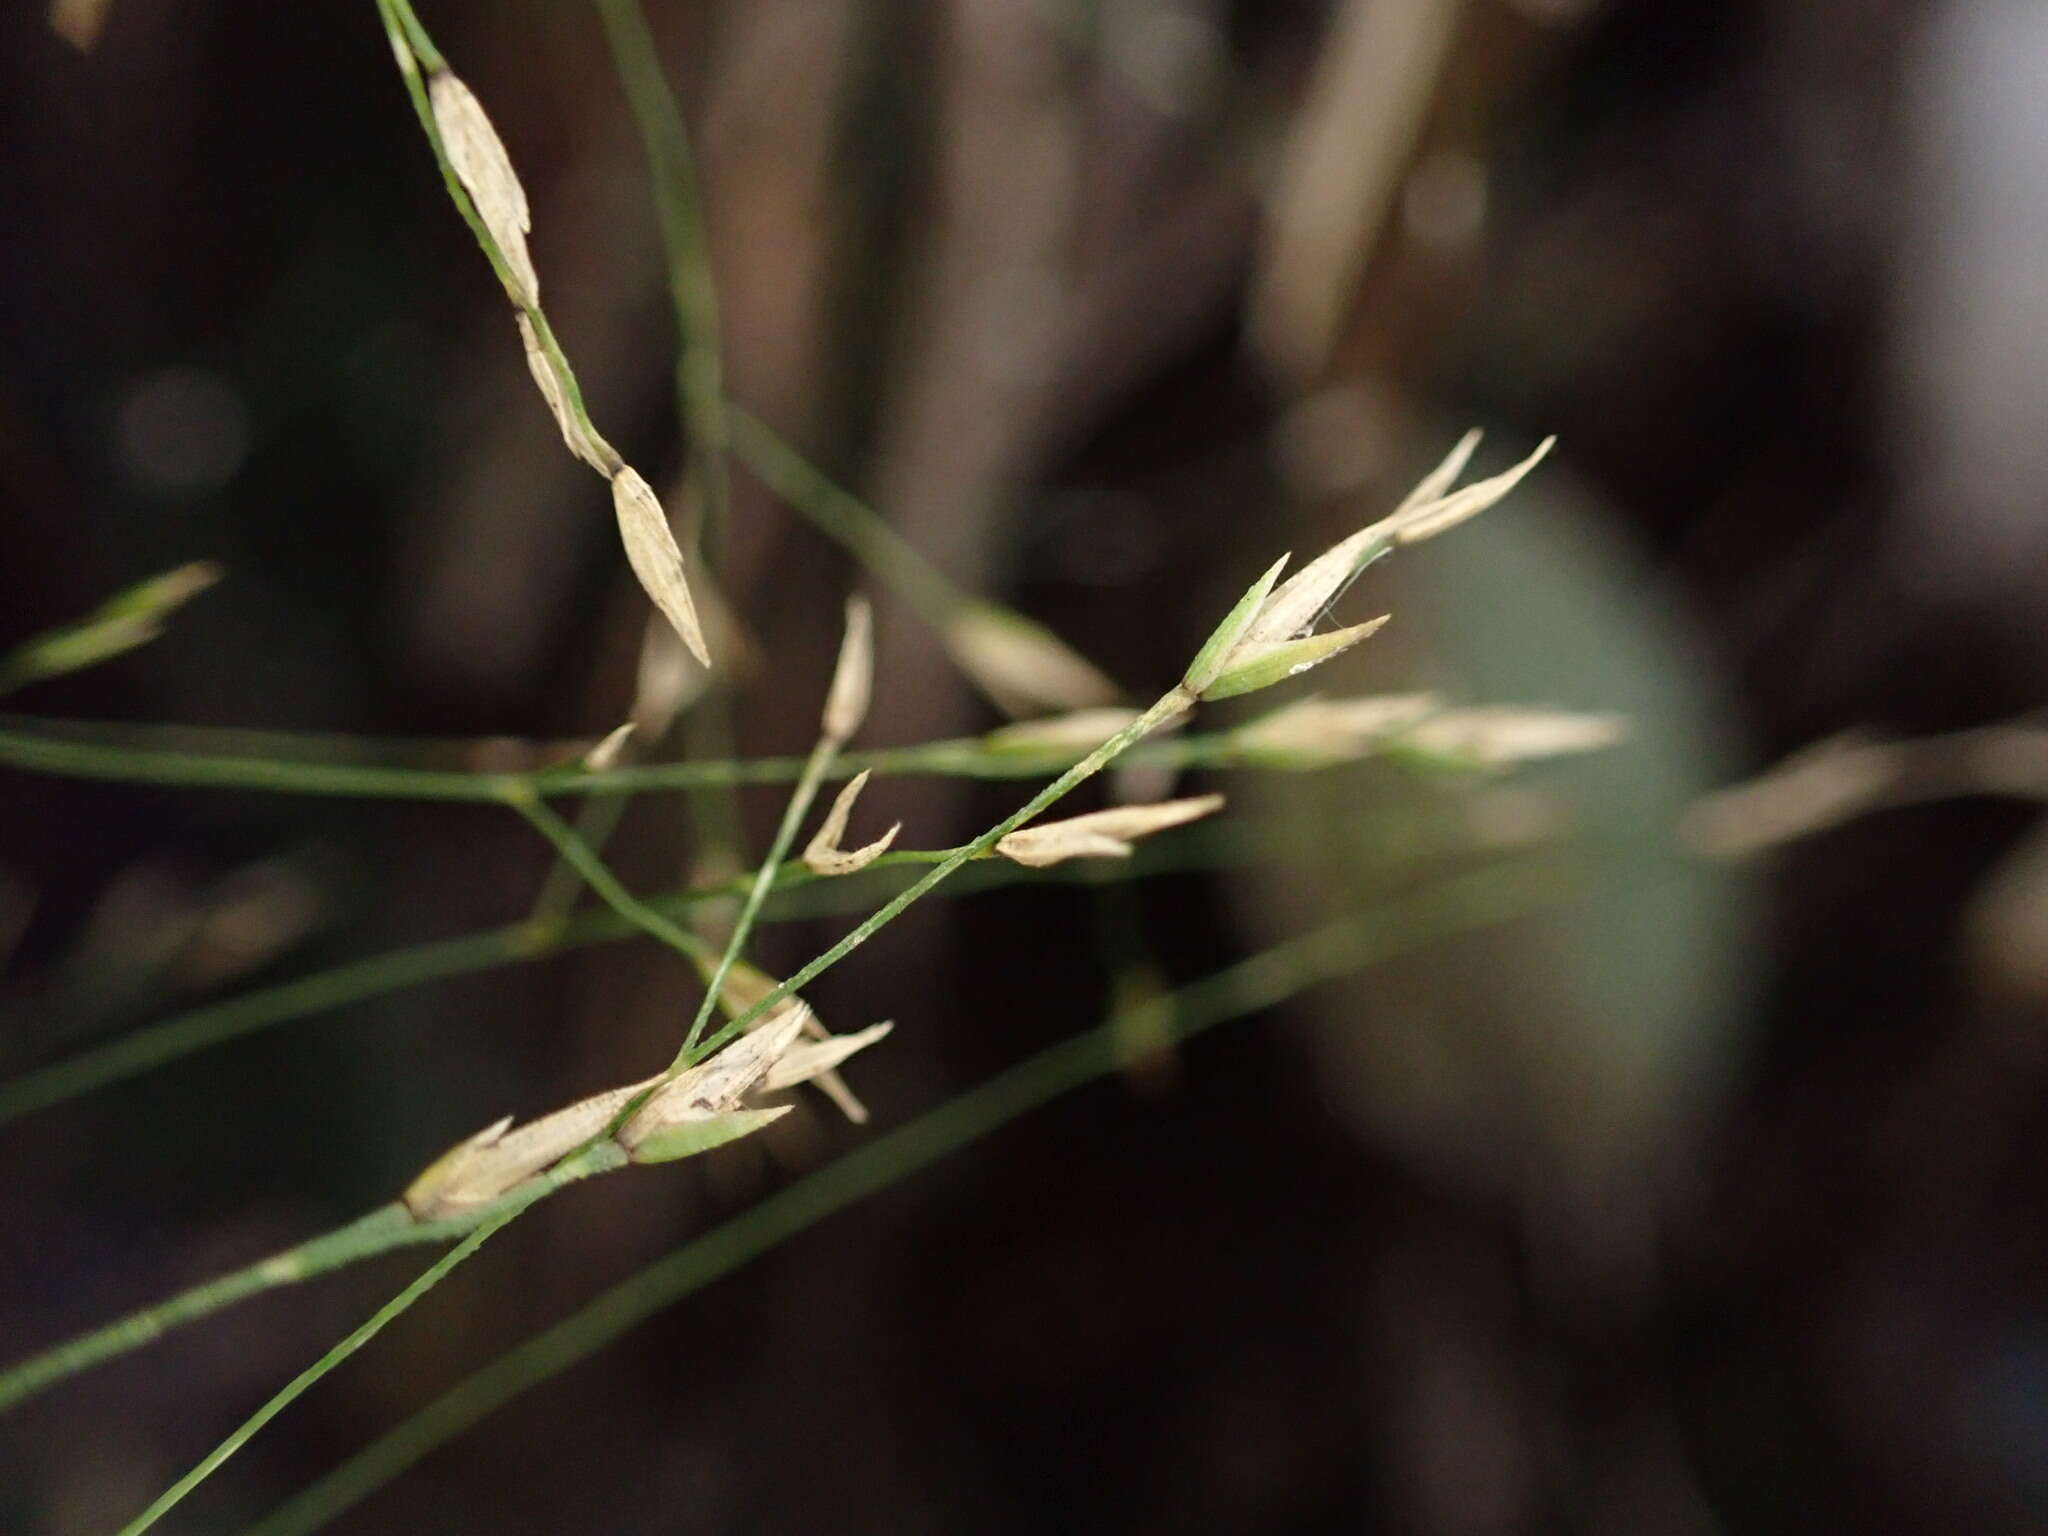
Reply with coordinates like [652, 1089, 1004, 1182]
[0, 562, 219, 695]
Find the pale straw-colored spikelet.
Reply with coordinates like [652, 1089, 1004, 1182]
[1245, 433, 1550, 651]
[631, 616, 706, 740]
[760, 1021, 894, 1095]
[1400, 706, 1626, 765]
[996, 793, 1226, 868]
[802, 770, 900, 876]
[1185, 432, 1553, 702]
[404, 1075, 662, 1220]
[517, 315, 614, 473]
[709, 961, 873, 1122]
[618, 1003, 812, 1152]
[1388, 428, 1482, 518]
[1235, 692, 1441, 763]
[1383, 436, 1554, 545]
[583, 722, 636, 771]
[611, 467, 711, 667]
[822, 595, 875, 744]
[943, 605, 1120, 719]
[427, 72, 541, 311]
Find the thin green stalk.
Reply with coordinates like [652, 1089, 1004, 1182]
[500, 791, 715, 968]
[114, 1196, 531, 1536]
[238, 863, 1555, 1536]
[0, 714, 1247, 802]
[727, 408, 963, 625]
[0, 1148, 628, 1416]
[523, 793, 628, 939]
[0, 1207, 413, 1414]
[678, 737, 837, 1061]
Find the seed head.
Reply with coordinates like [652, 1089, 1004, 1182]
[802, 770, 901, 876]
[1234, 692, 1441, 764]
[943, 604, 1120, 719]
[996, 793, 1225, 868]
[518, 315, 614, 473]
[428, 72, 540, 310]
[612, 467, 711, 667]
[822, 595, 875, 743]
[583, 722, 636, 771]
[1400, 706, 1626, 765]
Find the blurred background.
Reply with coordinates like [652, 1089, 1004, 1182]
[3, 0, 2047, 1531]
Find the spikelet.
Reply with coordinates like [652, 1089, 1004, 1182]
[404, 1076, 660, 1220]
[943, 604, 1120, 719]
[583, 722, 636, 771]
[822, 595, 875, 743]
[611, 467, 710, 667]
[996, 794, 1225, 868]
[802, 771, 901, 876]
[618, 1004, 811, 1153]
[1234, 693, 1441, 765]
[427, 72, 541, 310]
[1399, 707, 1627, 765]
[518, 315, 614, 472]
[760, 1021, 895, 1095]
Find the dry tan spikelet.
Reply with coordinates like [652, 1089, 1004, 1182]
[1389, 429, 1483, 519]
[822, 595, 875, 743]
[618, 1004, 811, 1151]
[428, 72, 541, 310]
[709, 961, 871, 1121]
[611, 467, 711, 667]
[760, 1021, 894, 1095]
[584, 722, 636, 771]
[1401, 706, 1626, 765]
[630, 616, 706, 741]
[996, 793, 1226, 868]
[1386, 436, 1555, 545]
[942, 605, 1120, 719]
[802, 770, 900, 876]
[1236, 693, 1441, 762]
[403, 1075, 661, 1220]
[1241, 435, 1551, 656]
[516, 314, 614, 473]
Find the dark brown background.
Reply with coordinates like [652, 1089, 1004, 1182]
[3, 1, 2045, 1532]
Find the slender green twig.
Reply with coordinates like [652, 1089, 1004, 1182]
[114, 1196, 535, 1535]
[726, 409, 964, 625]
[0, 1147, 627, 1415]
[0, 714, 1254, 801]
[236, 863, 1556, 1536]
[500, 789, 715, 968]
[678, 738, 837, 1059]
